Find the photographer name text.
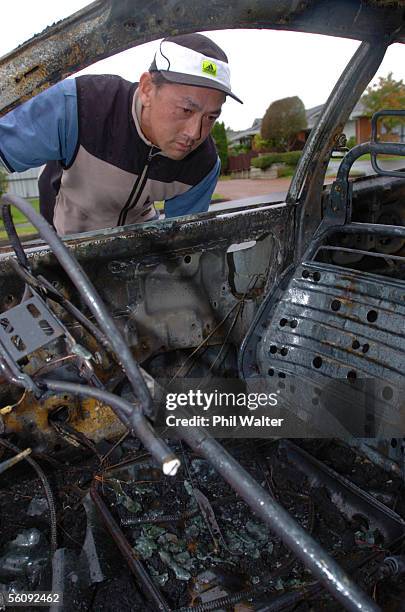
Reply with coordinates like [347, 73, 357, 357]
[165, 414, 284, 427]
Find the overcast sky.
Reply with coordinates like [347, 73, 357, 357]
[1, 1, 404, 130]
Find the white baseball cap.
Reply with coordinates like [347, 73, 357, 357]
[149, 33, 243, 104]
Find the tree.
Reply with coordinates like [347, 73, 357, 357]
[361, 72, 405, 135]
[261, 96, 307, 152]
[211, 121, 228, 173]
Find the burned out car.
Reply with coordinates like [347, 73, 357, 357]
[0, 1, 405, 610]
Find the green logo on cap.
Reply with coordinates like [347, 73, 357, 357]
[202, 60, 217, 77]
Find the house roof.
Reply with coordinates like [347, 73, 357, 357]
[305, 99, 367, 129]
[227, 120, 261, 143]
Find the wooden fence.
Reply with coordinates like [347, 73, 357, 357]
[227, 151, 257, 172]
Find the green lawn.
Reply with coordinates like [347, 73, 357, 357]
[351, 153, 403, 162]
[328, 154, 404, 163]
[0, 198, 39, 243]
[0, 197, 39, 226]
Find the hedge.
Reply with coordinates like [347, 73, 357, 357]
[277, 165, 295, 178]
[251, 151, 302, 170]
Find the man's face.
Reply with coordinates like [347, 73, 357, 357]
[139, 73, 225, 160]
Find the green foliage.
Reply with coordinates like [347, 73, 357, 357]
[361, 73, 405, 134]
[0, 198, 40, 243]
[251, 156, 277, 169]
[277, 166, 295, 178]
[281, 151, 302, 165]
[211, 121, 228, 172]
[228, 143, 250, 155]
[346, 136, 357, 149]
[252, 134, 272, 153]
[261, 96, 307, 151]
[0, 168, 8, 196]
[251, 151, 302, 170]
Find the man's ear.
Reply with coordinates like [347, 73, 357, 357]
[138, 72, 154, 107]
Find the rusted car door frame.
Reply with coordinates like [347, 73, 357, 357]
[0, 0, 402, 254]
[0, 2, 404, 610]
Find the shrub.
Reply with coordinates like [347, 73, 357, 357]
[280, 151, 302, 166]
[346, 136, 357, 149]
[228, 143, 251, 156]
[251, 151, 302, 170]
[252, 134, 273, 152]
[261, 96, 307, 151]
[251, 154, 279, 169]
[277, 166, 296, 178]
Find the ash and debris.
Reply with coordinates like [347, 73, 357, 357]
[100, 439, 405, 610]
[0, 438, 404, 610]
[302, 439, 405, 519]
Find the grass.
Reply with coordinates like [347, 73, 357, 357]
[0, 197, 39, 227]
[329, 153, 404, 162]
[0, 225, 38, 241]
[0, 198, 39, 244]
[357, 153, 404, 161]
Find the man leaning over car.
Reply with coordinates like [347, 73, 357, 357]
[0, 33, 242, 235]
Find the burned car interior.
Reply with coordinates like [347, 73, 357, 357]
[0, 1, 405, 610]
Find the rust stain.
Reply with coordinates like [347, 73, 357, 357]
[64, 41, 91, 71]
[13, 64, 48, 92]
[320, 339, 387, 368]
[332, 276, 360, 310]
[72, 398, 126, 442]
[3, 392, 124, 442]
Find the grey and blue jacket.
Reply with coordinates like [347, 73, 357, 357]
[0, 75, 220, 235]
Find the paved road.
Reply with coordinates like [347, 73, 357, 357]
[214, 158, 404, 205]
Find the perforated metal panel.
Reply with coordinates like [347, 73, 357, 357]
[240, 262, 405, 436]
[259, 262, 405, 378]
[0, 295, 64, 362]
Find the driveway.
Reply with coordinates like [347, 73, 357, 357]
[213, 176, 334, 206]
[214, 177, 293, 201]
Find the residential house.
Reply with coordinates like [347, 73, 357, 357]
[227, 100, 403, 149]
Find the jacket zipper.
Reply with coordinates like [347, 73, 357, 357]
[117, 146, 156, 226]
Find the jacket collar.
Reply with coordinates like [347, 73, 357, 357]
[132, 88, 166, 157]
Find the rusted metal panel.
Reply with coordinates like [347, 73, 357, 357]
[0, 204, 295, 444]
[0, 203, 294, 269]
[2, 394, 126, 449]
[0, 0, 404, 115]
